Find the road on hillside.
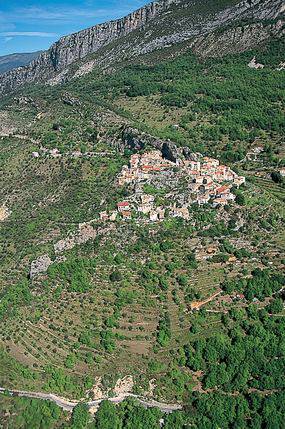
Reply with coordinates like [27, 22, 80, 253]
[0, 387, 182, 413]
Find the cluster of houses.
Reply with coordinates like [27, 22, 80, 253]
[99, 150, 245, 223]
[183, 156, 245, 207]
[117, 151, 174, 185]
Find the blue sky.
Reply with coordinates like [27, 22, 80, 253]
[0, 0, 147, 56]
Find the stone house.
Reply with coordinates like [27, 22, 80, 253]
[197, 193, 210, 205]
[157, 207, 165, 220]
[149, 210, 158, 221]
[100, 211, 109, 221]
[213, 198, 228, 207]
[109, 211, 117, 221]
[171, 206, 189, 219]
[130, 154, 140, 168]
[149, 207, 165, 222]
[215, 185, 231, 196]
[122, 210, 132, 220]
[233, 176, 245, 187]
[138, 204, 153, 214]
[141, 194, 155, 205]
[188, 161, 201, 171]
[193, 176, 204, 185]
[117, 201, 130, 212]
[138, 193, 155, 214]
[203, 157, 220, 167]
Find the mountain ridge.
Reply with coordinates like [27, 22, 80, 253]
[0, 0, 284, 94]
[0, 52, 42, 75]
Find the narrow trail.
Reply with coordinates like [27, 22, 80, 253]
[0, 387, 182, 413]
[190, 290, 222, 310]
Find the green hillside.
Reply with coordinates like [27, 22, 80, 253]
[0, 34, 284, 428]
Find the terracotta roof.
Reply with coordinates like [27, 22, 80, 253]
[213, 198, 227, 204]
[142, 165, 154, 169]
[117, 201, 129, 207]
[216, 185, 230, 194]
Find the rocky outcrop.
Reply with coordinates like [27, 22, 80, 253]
[161, 141, 180, 164]
[120, 126, 197, 164]
[248, 56, 264, 69]
[121, 127, 147, 151]
[121, 127, 164, 151]
[0, 204, 10, 221]
[182, 147, 199, 162]
[54, 223, 97, 253]
[29, 254, 52, 278]
[29, 223, 114, 278]
[192, 20, 284, 58]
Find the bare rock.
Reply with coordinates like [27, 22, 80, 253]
[30, 254, 52, 278]
[162, 141, 180, 164]
[122, 127, 146, 151]
[62, 94, 81, 106]
[0, 204, 10, 221]
[182, 147, 199, 161]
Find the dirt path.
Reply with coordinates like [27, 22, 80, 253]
[190, 290, 222, 310]
[0, 387, 182, 414]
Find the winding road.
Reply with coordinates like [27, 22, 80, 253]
[0, 387, 182, 414]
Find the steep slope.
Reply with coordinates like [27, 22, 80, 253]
[0, 52, 41, 75]
[0, 0, 284, 95]
[0, 11, 284, 427]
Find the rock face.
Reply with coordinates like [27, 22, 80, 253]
[121, 126, 198, 164]
[30, 254, 53, 278]
[0, 0, 284, 95]
[248, 56, 264, 69]
[121, 127, 165, 152]
[162, 141, 180, 164]
[182, 147, 199, 162]
[122, 127, 147, 151]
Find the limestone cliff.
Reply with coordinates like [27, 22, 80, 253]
[0, 0, 178, 94]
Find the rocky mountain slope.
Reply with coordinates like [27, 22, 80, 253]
[0, 52, 41, 75]
[0, 0, 284, 95]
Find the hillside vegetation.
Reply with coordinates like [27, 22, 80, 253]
[0, 31, 284, 429]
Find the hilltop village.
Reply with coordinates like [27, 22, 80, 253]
[100, 150, 245, 223]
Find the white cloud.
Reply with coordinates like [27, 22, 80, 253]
[0, 32, 58, 38]
[4, 37, 13, 43]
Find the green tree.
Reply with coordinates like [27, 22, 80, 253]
[71, 403, 90, 429]
[94, 400, 122, 429]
